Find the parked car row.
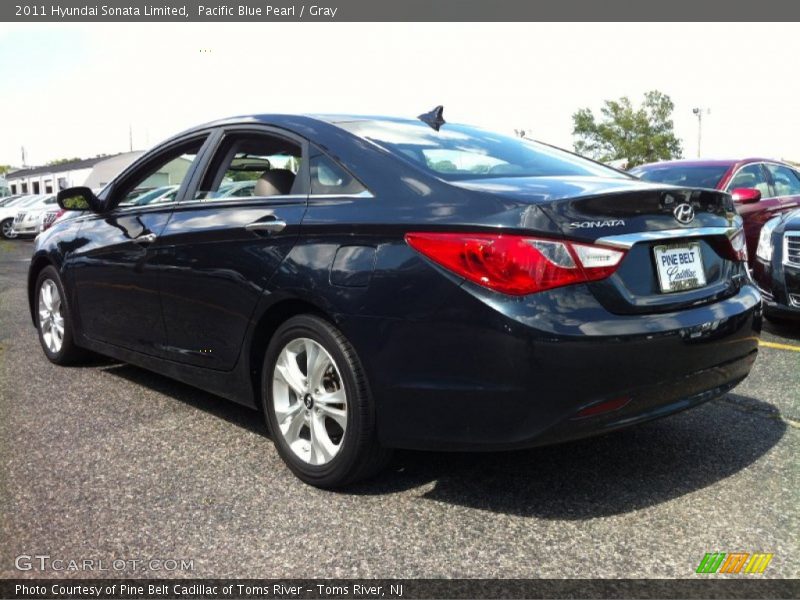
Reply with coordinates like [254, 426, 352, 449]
[631, 158, 800, 320]
[0, 192, 94, 239]
[0, 194, 54, 239]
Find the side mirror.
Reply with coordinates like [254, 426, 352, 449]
[731, 188, 761, 204]
[57, 187, 103, 212]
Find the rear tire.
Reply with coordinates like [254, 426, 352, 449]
[35, 266, 88, 365]
[262, 314, 391, 488]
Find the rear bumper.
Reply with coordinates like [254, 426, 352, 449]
[340, 282, 762, 451]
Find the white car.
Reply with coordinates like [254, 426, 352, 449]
[11, 195, 58, 236]
[0, 195, 44, 239]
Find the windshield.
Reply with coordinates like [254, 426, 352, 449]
[335, 119, 628, 180]
[631, 164, 729, 189]
[19, 195, 46, 207]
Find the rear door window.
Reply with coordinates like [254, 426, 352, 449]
[193, 132, 303, 201]
[309, 153, 367, 195]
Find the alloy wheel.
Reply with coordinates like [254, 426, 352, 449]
[39, 279, 64, 354]
[1, 219, 16, 239]
[272, 337, 348, 465]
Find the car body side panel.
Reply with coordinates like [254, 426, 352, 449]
[156, 198, 307, 370]
[68, 208, 174, 356]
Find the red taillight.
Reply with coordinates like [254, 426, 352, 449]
[574, 397, 631, 419]
[729, 228, 748, 262]
[709, 229, 748, 262]
[405, 232, 626, 296]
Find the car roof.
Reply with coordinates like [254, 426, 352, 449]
[173, 113, 433, 138]
[634, 158, 783, 170]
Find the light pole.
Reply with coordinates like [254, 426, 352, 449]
[692, 107, 709, 157]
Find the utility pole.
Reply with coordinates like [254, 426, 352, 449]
[129, 124, 133, 152]
[21, 146, 27, 167]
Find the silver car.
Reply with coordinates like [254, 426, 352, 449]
[11, 195, 58, 236]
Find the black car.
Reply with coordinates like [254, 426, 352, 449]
[29, 111, 761, 487]
[752, 208, 800, 320]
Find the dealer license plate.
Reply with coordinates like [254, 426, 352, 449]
[653, 242, 706, 293]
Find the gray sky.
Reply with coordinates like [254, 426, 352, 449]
[1, 22, 798, 166]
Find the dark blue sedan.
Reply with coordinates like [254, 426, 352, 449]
[28, 111, 761, 487]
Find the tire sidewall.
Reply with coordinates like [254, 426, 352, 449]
[262, 316, 366, 485]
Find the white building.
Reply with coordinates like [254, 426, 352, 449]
[5, 151, 146, 196]
[83, 151, 145, 190]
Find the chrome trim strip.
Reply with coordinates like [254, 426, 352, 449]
[308, 190, 375, 200]
[596, 227, 737, 249]
[784, 232, 800, 267]
[173, 190, 373, 209]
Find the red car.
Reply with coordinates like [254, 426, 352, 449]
[631, 159, 800, 263]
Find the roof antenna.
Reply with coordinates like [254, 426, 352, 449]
[418, 105, 446, 131]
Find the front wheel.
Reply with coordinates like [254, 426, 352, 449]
[262, 314, 390, 488]
[35, 266, 87, 365]
[1, 218, 17, 239]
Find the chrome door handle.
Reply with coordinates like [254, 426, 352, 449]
[135, 233, 157, 244]
[245, 220, 286, 234]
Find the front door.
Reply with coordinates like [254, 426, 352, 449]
[70, 135, 210, 355]
[728, 163, 778, 263]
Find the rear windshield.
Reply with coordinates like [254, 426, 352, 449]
[336, 119, 628, 180]
[632, 165, 728, 189]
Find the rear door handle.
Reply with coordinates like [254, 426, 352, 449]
[134, 233, 157, 244]
[245, 220, 287, 234]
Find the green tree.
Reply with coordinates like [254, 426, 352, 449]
[572, 90, 682, 168]
[46, 157, 82, 166]
[0, 165, 12, 175]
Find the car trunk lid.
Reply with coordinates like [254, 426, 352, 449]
[452, 176, 748, 314]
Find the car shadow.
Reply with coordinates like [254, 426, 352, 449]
[348, 394, 786, 519]
[92, 362, 786, 519]
[101, 362, 269, 437]
[763, 318, 800, 341]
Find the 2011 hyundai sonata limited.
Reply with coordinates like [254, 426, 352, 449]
[29, 109, 761, 487]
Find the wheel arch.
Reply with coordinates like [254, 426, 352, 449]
[247, 296, 337, 408]
[27, 254, 57, 326]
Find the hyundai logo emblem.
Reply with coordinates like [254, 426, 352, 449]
[673, 203, 695, 224]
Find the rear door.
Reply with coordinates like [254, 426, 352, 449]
[156, 126, 308, 370]
[70, 134, 211, 355]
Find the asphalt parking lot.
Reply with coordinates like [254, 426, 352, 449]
[0, 239, 797, 579]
